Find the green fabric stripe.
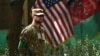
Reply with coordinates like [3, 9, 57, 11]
[74, 12, 100, 40]
[18, 41, 27, 48]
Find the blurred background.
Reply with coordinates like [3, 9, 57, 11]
[0, 0, 100, 56]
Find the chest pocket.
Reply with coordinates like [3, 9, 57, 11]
[37, 32, 45, 40]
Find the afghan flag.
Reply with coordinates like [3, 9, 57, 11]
[67, 0, 100, 40]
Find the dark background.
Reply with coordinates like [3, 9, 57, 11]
[0, 0, 11, 29]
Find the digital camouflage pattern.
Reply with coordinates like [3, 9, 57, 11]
[18, 24, 45, 56]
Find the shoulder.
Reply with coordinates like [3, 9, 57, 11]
[21, 24, 33, 34]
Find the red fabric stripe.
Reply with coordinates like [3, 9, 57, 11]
[68, 0, 98, 25]
[48, 8, 63, 43]
[58, 3, 74, 36]
[58, 3, 71, 37]
[53, 5, 67, 40]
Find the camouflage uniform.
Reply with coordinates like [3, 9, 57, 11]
[18, 24, 45, 56]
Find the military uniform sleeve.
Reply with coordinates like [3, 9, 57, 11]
[18, 29, 28, 56]
[18, 29, 28, 48]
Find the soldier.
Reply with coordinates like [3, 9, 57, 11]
[18, 8, 45, 56]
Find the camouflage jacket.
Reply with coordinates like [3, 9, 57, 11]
[18, 24, 45, 56]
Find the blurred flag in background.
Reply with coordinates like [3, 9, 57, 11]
[32, 0, 74, 49]
[67, 0, 98, 25]
[67, 0, 100, 40]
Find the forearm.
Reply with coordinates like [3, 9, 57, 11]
[18, 40, 27, 56]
